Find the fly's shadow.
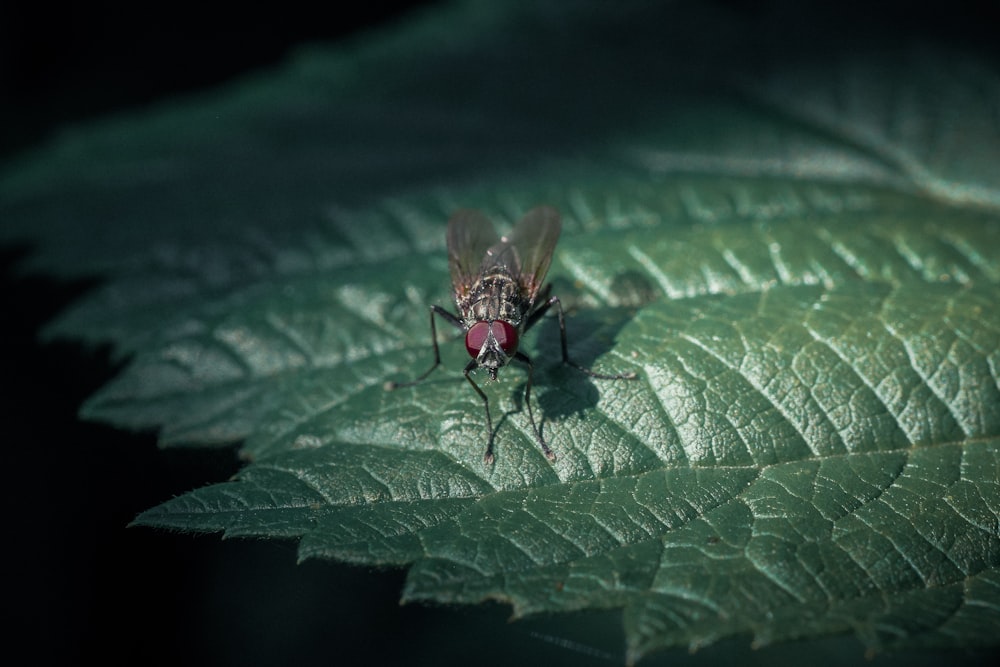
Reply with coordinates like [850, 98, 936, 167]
[517, 272, 652, 423]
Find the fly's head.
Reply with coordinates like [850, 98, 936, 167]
[465, 320, 519, 381]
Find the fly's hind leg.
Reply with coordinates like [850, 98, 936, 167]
[515, 351, 556, 462]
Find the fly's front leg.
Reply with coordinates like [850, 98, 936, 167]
[462, 359, 497, 464]
[384, 305, 464, 390]
[527, 295, 637, 380]
[515, 351, 556, 462]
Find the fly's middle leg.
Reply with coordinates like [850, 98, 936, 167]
[526, 295, 637, 380]
[515, 351, 556, 462]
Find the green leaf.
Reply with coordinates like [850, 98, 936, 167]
[131, 281, 1000, 660]
[4, 1, 1000, 663]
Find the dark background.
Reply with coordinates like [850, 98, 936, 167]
[0, 3, 500, 666]
[0, 2, 441, 158]
[3, 2, 1000, 666]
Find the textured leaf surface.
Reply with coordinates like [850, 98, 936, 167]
[3, 1, 999, 663]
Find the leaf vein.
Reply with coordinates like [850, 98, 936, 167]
[876, 299, 969, 438]
[937, 230, 1000, 282]
[814, 227, 875, 281]
[678, 332, 817, 460]
[636, 364, 689, 466]
[801, 321, 912, 449]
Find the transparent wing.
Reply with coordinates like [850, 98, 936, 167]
[503, 205, 561, 305]
[447, 209, 499, 300]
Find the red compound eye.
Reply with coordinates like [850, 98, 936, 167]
[464, 321, 519, 358]
[465, 321, 490, 357]
[492, 321, 518, 355]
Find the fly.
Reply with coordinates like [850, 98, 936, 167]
[385, 205, 637, 464]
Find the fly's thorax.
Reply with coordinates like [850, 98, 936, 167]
[457, 270, 526, 325]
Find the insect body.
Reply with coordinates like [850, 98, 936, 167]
[385, 206, 636, 464]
